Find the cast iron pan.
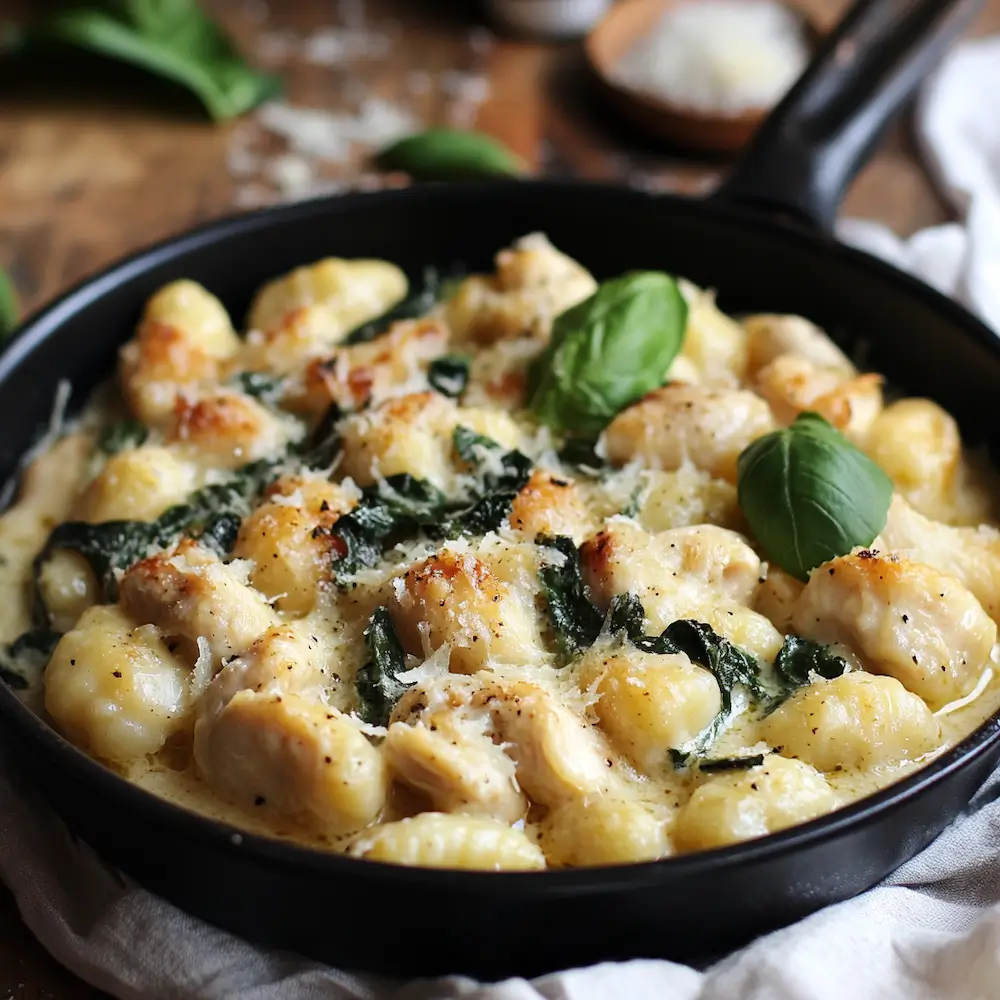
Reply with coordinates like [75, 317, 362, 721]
[0, 0, 996, 979]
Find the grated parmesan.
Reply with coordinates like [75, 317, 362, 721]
[611, 0, 809, 115]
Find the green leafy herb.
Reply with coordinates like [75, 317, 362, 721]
[374, 128, 525, 181]
[737, 412, 893, 580]
[773, 634, 849, 690]
[25, 0, 280, 122]
[37, 457, 277, 607]
[356, 606, 412, 726]
[437, 426, 533, 538]
[537, 535, 603, 660]
[427, 354, 470, 399]
[0, 264, 19, 341]
[330, 474, 449, 578]
[299, 402, 344, 470]
[698, 754, 766, 773]
[230, 370, 283, 402]
[527, 272, 688, 439]
[98, 419, 148, 454]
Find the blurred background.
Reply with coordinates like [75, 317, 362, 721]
[0, 0, 999, 994]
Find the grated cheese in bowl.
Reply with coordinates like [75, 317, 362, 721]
[610, 0, 810, 116]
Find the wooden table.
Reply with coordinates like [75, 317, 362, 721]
[1, 0, 998, 994]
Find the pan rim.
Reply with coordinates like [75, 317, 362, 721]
[3, 177, 1000, 891]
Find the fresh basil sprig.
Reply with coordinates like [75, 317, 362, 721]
[737, 413, 893, 581]
[0, 264, 19, 341]
[374, 128, 525, 180]
[527, 272, 688, 439]
[21, 1, 279, 122]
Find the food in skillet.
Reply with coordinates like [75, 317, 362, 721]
[3, 233, 1000, 870]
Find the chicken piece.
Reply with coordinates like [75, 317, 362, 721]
[119, 281, 241, 425]
[195, 690, 387, 835]
[673, 755, 839, 851]
[743, 313, 855, 378]
[118, 541, 277, 665]
[477, 680, 614, 805]
[580, 646, 721, 772]
[677, 280, 749, 385]
[284, 317, 448, 419]
[446, 233, 597, 345]
[603, 384, 775, 482]
[45, 604, 190, 763]
[75, 446, 199, 523]
[581, 520, 763, 606]
[755, 353, 883, 444]
[762, 672, 941, 772]
[754, 566, 805, 632]
[384, 715, 526, 823]
[508, 470, 592, 543]
[791, 551, 996, 708]
[881, 494, 1000, 621]
[232, 475, 357, 616]
[165, 391, 299, 469]
[351, 813, 545, 870]
[387, 550, 544, 674]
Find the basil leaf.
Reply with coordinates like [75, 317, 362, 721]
[773, 634, 849, 690]
[427, 354, 470, 399]
[537, 535, 604, 660]
[737, 412, 893, 581]
[28, 1, 279, 122]
[0, 264, 19, 341]
[98, 419, 148, 454]
[374, 128, 525, 180]
[356, 606, 412, 726]
[528, 272, 688, 439]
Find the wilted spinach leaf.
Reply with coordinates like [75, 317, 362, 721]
[98, 419, 148, 454]
[330, 474, 449, 578]
[0, 629, 63, 689]
[697, 754, 766, 773]
[773, 634, 849, 690]
[22, 0, 280, 122]
[557, 437, 608, 473]
[537, 535, 603, 660]
[356, 606, 412, 726]
[343, 269, 442, 346]
[299, 402, 344, 470]
[436, 426, 533, 538]
[37, 457, 278, 606]
[427, 354, 470, 399]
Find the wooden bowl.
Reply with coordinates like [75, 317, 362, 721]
[586, 0, 818, 155]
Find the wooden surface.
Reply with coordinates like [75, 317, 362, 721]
[1, 0, 998, 995]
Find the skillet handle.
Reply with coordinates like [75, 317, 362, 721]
[712, 0, 982, 234]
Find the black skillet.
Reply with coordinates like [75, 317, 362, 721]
[0, 0, 997, 980]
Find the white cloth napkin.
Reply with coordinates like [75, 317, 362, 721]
[4, 35, 1000, 1000]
